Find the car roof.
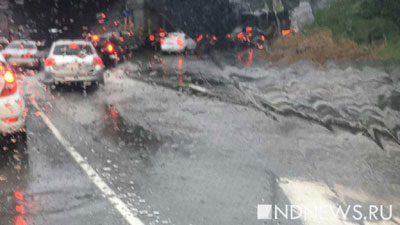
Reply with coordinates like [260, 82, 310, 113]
[100, 32, 118, 39]
[53, 39, 93, 46]
[9, 40, 36, 45]
[169, 32, 185, 36]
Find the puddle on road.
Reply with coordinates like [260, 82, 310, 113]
[145, 66, 227, 87]
[128, 54, 228, 88]
[101, 104, 161, 153]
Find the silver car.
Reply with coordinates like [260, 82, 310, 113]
[2, 40, 41, 69]
[43, 40, 105, 86]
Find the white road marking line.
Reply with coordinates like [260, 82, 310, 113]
[279, 178, 354, 225]
[30, 99, 144, 225]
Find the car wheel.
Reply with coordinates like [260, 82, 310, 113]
[36, 62, 42, 71]
[18, 130, 27, 145]
[47, 83, 58, 92]
[8, 130, 28, 152]
[92, 79, 104, 89]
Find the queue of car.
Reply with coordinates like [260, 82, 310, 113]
[0, 29, 199, 145]
[0, 38, 107, 145]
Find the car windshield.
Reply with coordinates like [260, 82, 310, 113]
[52, 44, 94, 56]
[1, 1, 400, 225]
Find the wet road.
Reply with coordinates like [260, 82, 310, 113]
[0, 51, 399, 225]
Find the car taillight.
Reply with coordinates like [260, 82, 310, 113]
[246, 26, 252, 33]
[45, 58, 55, 67]
[93, 57, 103, 66]
[106, 43, 114, 53]
[92, 34, 100, 42]
[69, 43, 78, 49]
[2, 53, 10, 59]
[0, 69, 17, 97]
[4, 70, 14, 83]
[149, 34, 155, 42]
[23, 52, 31, 58]
[3, 117, 18, 123]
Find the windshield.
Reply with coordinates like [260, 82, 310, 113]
[52, 44, 94, 56]
[1, 1, 399, 225]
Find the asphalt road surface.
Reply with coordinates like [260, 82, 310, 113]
[0, 51, 399, 225]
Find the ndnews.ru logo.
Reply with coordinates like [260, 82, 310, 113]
[257, 204, 393, 221]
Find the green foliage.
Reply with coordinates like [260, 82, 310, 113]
[305, 0, 400, 60]
[378, 35, 400, 60]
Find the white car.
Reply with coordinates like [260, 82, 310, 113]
[43, 40, 105, 86]
[0, 54, 26, 141]
[2, 40, 41, 69]
[161, 32, 197, 53]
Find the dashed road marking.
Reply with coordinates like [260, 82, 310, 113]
[30, 99, 144, 225]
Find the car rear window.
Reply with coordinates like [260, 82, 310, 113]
[8, 42, 36, 49]
[52, 44, 94, 56]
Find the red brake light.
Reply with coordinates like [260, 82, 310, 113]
[3, 117, 18, 123]
[196, 35, 203, 42]
[282, 29, 291, 36]
[246, 26, 252, 33]
[149, 34, 155, 42]
[23, 52, 31, 58]
[69, 43, 78, 49]
[237, 32, 245, 41]
[93, 57, 103, 66]
[106, 43, 114, 53]
[92, 35, 100, 42]
[45, 58, 55, 67]
[0, 69, 17, 97]
[4, 70, 14, 83]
